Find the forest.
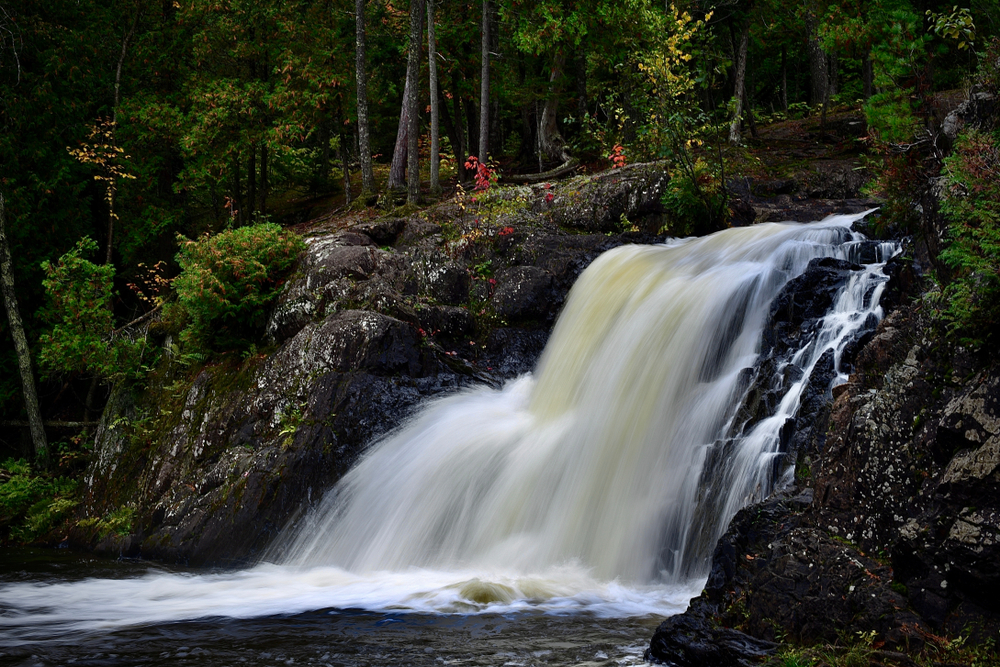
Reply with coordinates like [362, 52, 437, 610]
[1, 0, 999, 495]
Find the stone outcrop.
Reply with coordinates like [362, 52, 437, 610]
[80, 165, 669, 565]
[648, 300, 1000, 665]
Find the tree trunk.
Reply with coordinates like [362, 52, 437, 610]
[862, 51, 873, 101]
[0, 193, 48, 465]
[828, 52, 838, 98]
[781, 45, 788, 113]
[465, 97, 479, 166]
[260, 142, 268, 216]
[575, 50, 587, 119]
[745, 102, 759, 139]
[406, 0, 425, 204]
[248, 144, 257, 218]
[729, 19, 750, 145]
[536, 101, 543, 172]
[106, 9, 140, 265]
[440, 89, 466, 182]
[341, 131, 353, 206]
[427, 0, 440, 194]
[806, 13, 828, 108]
[478, 0, 490, 161]
[355, 0, 376, 194]
[388, 75, 411, 191]
[314, 119, 332, 191]
[539, 52, 570, 164]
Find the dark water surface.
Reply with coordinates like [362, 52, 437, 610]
[0, 549, 662, 667]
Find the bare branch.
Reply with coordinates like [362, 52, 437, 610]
[0, 4, 23, 83]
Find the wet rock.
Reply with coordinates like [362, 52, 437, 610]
[481, 328, 549, 380]
[811, 302, 1000, 638]
[541, 162, 670, 233]
[805, 166, 869, 200]
[397, 218, 442, 246]
[491, 266, 554, 322]
[421, 263, 471, 306]
[86, 163, 675, 565]
[765, 257, 860, 355]
[355, 217, 406, 245]
[646, 613, 777, 667]
[266, 234, 402, 344]
[892, 371, 1000, 619]
[418, 305, 475, 340]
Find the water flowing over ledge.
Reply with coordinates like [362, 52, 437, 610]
[1, 211, 897, 642]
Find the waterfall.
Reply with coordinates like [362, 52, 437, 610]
[274, 210, 894, 584]
[0, 211, 898, 641]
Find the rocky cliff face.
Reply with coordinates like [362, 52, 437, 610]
[79, 163, 670, 565]
[647, 290, 1000, 666]
[648, 83, 1000, 667]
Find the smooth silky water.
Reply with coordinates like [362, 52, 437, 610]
[0, 212, 897, 666]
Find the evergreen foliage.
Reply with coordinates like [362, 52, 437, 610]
[38, 237, 148, 382]
[0, 458, 79, 543]
[938, 128, 1000, 348]
[170, 223, 304, 350]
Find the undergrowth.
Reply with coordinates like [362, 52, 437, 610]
[0, 458, 79, 544]
[936, 127, 1000, 349]
[771, 630, 999, 667]
[934, 38, 1000, 350]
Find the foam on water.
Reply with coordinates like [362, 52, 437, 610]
[0, 563, 698, 645]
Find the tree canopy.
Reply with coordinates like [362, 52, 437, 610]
[0, 0, 995, 452]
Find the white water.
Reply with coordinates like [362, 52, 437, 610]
[0, 212, 896, 643]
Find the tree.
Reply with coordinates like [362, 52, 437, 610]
[406, 0, 426, 203]
[356, 0, 376, 194]
[728, 14, 751, 144]
[803, 0, 829, 107]
[427, 0, 441, 194]
[479, 0, 490, 163]
[387, 0, 425, 197]
[387, 75, 413, 191]
[0, 193, 48, 464]
[102, 3, 142, 264]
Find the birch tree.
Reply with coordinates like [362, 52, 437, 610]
[427, 0, 441, 194]
[0, 193, 48, 464]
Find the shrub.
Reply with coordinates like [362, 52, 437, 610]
[38, 237, 148, 382]
[171, 223, 305, 349]
[859, 6, 933, 235]
[660, 158, 728, 237]
[938, 128, 1000, 347]
[0, 458, 79, 543]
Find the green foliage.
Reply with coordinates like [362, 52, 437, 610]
[0, 458, 79, 544]
[38, 237, 148, 382]
[170, 223, 304, 350]
[863, 6, 930, 146]
[77, 505, 136, 539]
[768, 631, 877, 667]
[862, 153, 923, 236]
[660, 158, 727, 236]
[770, 629, 1000, 667]
[927, 6, 976, 52]
[937, 128, 1000, 348]
[934, 634, 999, 667]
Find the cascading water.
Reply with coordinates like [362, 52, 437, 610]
[275, 211, 896, 586]
[0, 211, 897, 651]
